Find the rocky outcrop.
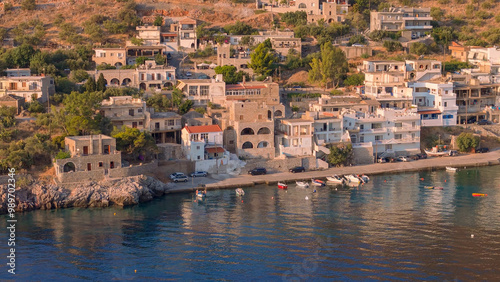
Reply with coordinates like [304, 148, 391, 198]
[0, 175, 173, 214]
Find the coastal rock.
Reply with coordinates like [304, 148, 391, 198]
[0, 175, 172, 214]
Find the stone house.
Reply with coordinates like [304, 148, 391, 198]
[0, 94, 25, 114]
[148, 110, 182, 144]
[54, 135, 122, 182]
[370, 7, 432, 39]
[181, 109, 212, 127]
[92, 48, 127, 68]
[222, 80, 281, 107]
[176, 75, 226, 107]
[293, 0, 348, 23]
[216, 44, 253, 74]
[271, 38, 302, 61]
[0, 73, 55, 103]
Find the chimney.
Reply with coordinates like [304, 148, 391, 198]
[89, 135, 94, 155]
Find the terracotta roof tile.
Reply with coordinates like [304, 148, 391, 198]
[184, 125, 222, 133]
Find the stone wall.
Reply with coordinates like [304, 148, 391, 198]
[108, 160, 158, 178]
[158, 160, 195, 175]
[244, 156, 319, 172]
[353, 146, 374, 165]
[58, 170, 107, 184]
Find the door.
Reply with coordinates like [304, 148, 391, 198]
[87, 163, 92, 171]
[83, 146, 89, 155]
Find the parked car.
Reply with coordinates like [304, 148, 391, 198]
[172, 175, 189, 183]
[289, 166, 305, 173]
[169, 172, 185, 180]
[377, 157, 387, 163]
[449, 150, 459, 156]
[186, 71, 192, 77]
[397, 156, 410, 162]
[410, 155, 420, 161]
[476, 147, 489, 153]
[477, 119, 492, 125]
[248, 167, 267, 175]
[190, 171, 208, 177]
[417, 153, 428, 159]
[166, 53, 172, 60]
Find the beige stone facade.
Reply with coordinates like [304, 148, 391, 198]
[0, 95, 25, 114]
[216, 44, 253, 74]
[177, 75, 226, 107]
[92, 48, 127, 68]
[339, 45, 373, 59]
[271, 38, 302, 61]
[0, 75, 55, 103]
[370, 7, 432, 39]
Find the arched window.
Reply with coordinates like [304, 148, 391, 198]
[257, 127, 271, 134]
[257, 141, 269, 148]
[241, 128, 255, 135]
[110, 78, 120, 85]
[298, 3, 306, 8]
[268, 110, 272, 119]
[242, 142, 253, 149]
[274, 110, 283, 117]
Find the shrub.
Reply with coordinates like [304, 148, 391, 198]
[55, 150, 71, 160]
[281, 11, 307, 27]
[410, 42, 429, 55]
[455, 0, 467, 3]
[21, 0, 36, 10]
[383, 40, 403, 52]
[456, 132, 480, 152]
[476, 10, 493, 20]
[431, 7, 444, 21]
[344, 73, 365, 86]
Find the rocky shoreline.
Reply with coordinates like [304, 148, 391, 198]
[0, 175, 172, 214]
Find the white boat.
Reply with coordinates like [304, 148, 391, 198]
[326, 175, 347, 184]
[345, 174, 362, 183]
[296, 181, 310, 188]
[446, 167, 458, 172]
[424, 149, 448, 157]
[311, 179, 325, 187]
[235, 188, 245, 196]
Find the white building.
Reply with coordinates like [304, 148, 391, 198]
[275, 117, 314, 157]
[181, 125, 225, 161]
[343, 108, 421, 160]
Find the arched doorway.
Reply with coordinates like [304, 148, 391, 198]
[274, 110, 283, 117]
[63, 162, 76, 172]
[191, 43, 195, 48]
[242, 142, 253, 149]
[163, 82, 173, 88]
[139, 83, 146, 90]
[298, 3, 306, 8]
[115, 62, 123, 68]
[110, 78, 120, 86]
[122, 78, 132, 86]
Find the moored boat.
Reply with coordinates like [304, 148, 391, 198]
[235, 188, 245, 196]
[472, 193, 487, 197]
[425, 186, 443, 190]
[345, 174, 362, 183]
[296, 181, 310, 188]
[446, 167, 458, 172]
[278, 182, 288, 189]
[311, 179, 325, 187]
[360, 175, 370, 183]
[326, 175, 347, 185]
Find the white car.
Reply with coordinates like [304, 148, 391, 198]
[169, 172, 185, 180]
[397, 156, 410, 162]
[190, 171, 208, 177]
[186, 71, 192, 77]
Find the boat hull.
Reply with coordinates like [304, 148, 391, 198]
[278, 183, 288, 189]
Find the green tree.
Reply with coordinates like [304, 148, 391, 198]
[383, 40, 403, 52]
[146, 93, 171, 112]
[194, 107, 206, 115]
[249, 42, 276, 77]
[214, 65, 250, 84]
[327, 143, 352, 167]
[344, 73, 365, 86]
[84, 76, 97, 92]
[135, 56, 148, 66]
[8, 43, 36, 68]
[96, 73, 107, 92]
[281, 11, 307, 26]
[55, 150, 71, 159]
[0, 28, 6, 42]
[112, 126, 158, 159]
[69, 69, 90, 83]
[308, 42, 348, 88]
[154, 53, 166, 65]
[178, 100, 194, 115]
[153, 15, 164, 26]
[409, 42, 429, 56]
[27, 100, 45, 113]
[117, 0, 141, 28]
[171, 88, 184, 108]
[224, 21, 254, 35]
[456, 132, 480, 152]
[130, 37, 144, 46]
[21, 0, 36, 10]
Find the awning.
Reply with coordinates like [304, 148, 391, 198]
[197, 63, 209, 67]
[417, 110, 441, 115]
[206, 147, 225, 153]
[209, 63, 217, 69]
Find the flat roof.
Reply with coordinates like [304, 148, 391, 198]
[226, 84, 267, 90]
[66, 134, 113, 141]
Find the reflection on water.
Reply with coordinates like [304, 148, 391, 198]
[1, 167, 500, 280]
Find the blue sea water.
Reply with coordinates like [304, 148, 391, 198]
[1, 166, 500, 281]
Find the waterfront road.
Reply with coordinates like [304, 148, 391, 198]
[166, 150, 500, 193]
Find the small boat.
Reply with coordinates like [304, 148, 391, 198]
[360, 175, 370, 183]
[446, 167, 458, 172]
[235, 188, 245, 196]
[472, 193, 487, 197]
[425, 186, 443, 190]
[296, 181, 310, 188]
[345, 174, 362, 183]
[424, 149, 448, 157]
[278, 182, 288, 189]
[196, 191, 206, 198]
[326, 175, 347, 184]
[311, 179, 325, 187]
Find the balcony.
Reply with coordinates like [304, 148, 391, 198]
[394, 126, 420, 132]
[360, 127, 386, 134]
[404, 25, 433, 30]
[403, 16, 433, 21]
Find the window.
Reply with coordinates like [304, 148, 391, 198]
[87, 163, 92, 171]
[99, 162, 103, 168]
[292, 139, 299, 146]
[229, 140, 234, 145]
[138, 108, 143, 113]
[139, 121, 143, 126]
[197, 155, 201, 160]
[189, 86, 198, 95]
[196, 146, 200, 150]
[191, 134, 199, 141]
[103, 145, 110, 154]
[375, 135, 383, 141]
[168, 119, 175, 126]
[395, 122, 402, 128]
[240, 115, 243, 120]
[444, 102, 448, 107]
[129, 109, 135, 116]
[201, 133, 208, 140]
[22, 82, 26, 87]
[132, 122, 137, 128]
[83, 146, 89, 155]
[200, 86, 209, 96]
[110, 161, 115, 169]
[395, 134, 402, 139]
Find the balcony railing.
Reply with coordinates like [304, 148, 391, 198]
[360, 127, 386, 133]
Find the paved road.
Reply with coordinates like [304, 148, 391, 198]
[166, 150, 500, 193]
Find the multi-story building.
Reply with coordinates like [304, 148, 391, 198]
[223, 80, 281, 107]
[271, 38, 302, 61]
[0, 73, 55, 102]
[454, 79, 500, 124]
[92, 48, 127, 68]
[361, 60, 406, 98]
[275, 117, 314, 157]
[54, 134, 122, 182]
[405, 60, 442, 82]
[225, 30, 295, 46]
[306, 111, 344, 144]
[408, 80, 459, 126]
[344, 108, 421, 162]
[370, 7, 432, 39]
[467, 47, 500, 74]
[100, 96, 182, 143]
[174, 17, 197, 50]
[136, 25, 161, 45]
[309, 95, 372, 114]
[89, 60, 176, 90]
[216, 44, 253, 74]
[176, 75, 226, 107]
[5, 68, 31, 77]
[182, 110, 213, 127]
[181, 125, 224, 161]
[449, 41, 471, 63]
[294, 0, 349, 23]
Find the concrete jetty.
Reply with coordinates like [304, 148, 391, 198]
[166, 150, 500, 194]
